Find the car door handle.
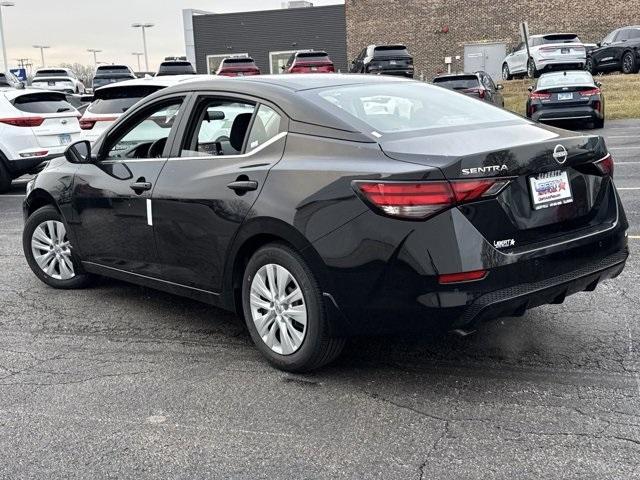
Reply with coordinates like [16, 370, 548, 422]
[227, 180, 258, 193]
[130, 181, 152, 193]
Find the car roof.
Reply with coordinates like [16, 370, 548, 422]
[94, 74, 206, 92]
[530, 33, 578, 38]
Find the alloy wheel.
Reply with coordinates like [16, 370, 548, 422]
[502, 65, 510, 80]
[31, 220, 75, 280]
[249, 263, 307, 355]
[622, 53, 634, 73]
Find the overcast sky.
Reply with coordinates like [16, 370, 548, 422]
[4, 0, 343, 71]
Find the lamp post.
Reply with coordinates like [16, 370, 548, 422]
[87, 48, 101, 66]
[131, 23, 154, 72]
[33, 44, 49, 68]
[0, 2, 14, 72]
[132, 52, 143, 72]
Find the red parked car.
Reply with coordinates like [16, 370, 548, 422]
[215, 57, 261, 77]
[282, 51, 335, 74]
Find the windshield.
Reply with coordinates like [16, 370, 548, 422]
[537, 72, 594, 89]
[311, 83, 519, 134]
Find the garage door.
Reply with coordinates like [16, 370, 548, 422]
[464, 43, 506, 80]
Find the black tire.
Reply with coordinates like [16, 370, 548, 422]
[0, 160, 10, 194]
[594, 117, 605, 129]
[23, 205, 92, 289]
[527, 59, 539, 78]
[242, 243, 345, 372]
[502, 63, 512, 81]
[621, 51, 638, 74]
[585, 57, 595, 74]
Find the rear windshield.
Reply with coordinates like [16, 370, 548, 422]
[222, 58, 256, 65]
[96, 66, 130, 74]
[157, 62, 195, 75]
[296, 52, 331, 62]
[12, 92, 76, 114]
[35, 69, 68, 77]
[432, 75, 479, 90]
[373, 46, 410, 57]
[537, 71, 595, 89]
[311, 83, 519, 134]
[32, 77, 74, 83]
[87, 85, 164, 114]
[540, 34, 581, 44]
[93, 75, 135, 88]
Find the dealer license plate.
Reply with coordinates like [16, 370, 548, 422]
[557, 92, 573, 100]
[529, 170, 573, 210]
[59, 134, 72, 146]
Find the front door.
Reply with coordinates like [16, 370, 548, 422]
[71, 96, 186, 277]
[152, 95, 287, 292]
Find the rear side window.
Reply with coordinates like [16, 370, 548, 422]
[433, 76, 479, 90]
[246, 105, 283, 152]
[88, 86, 163, 114]
[12, 93, 76, 114]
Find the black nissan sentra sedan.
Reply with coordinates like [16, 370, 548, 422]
[21, 74, 628, 371]
[526, 70, 605, 128]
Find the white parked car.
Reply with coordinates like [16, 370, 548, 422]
[31, 68, 86, 94]
[80, 75, 205, 144]
[502, 33, 586, 79]
[0, 89, 81, 192]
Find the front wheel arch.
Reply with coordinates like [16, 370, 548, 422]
[25, 189, 61, 218]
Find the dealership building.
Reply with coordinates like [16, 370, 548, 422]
[185, 1, 640, 80]
[184, 3, 347, 75]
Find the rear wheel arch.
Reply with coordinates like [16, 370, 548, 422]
[224, 218, 331, 315]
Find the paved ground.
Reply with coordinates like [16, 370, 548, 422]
[0, 120, 639, 479]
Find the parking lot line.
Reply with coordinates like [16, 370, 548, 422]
[617, 187, 640, 190]
[629, 235, 640, 240]
[609, 146, 640, 151]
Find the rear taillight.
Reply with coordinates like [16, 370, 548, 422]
[464, 88, 485, 99]
[0, 116, 45, 127]
[529, 92, 551, 100]
[579, 88, 601, 97]
[595, 153, 614, 177]
[290, 65, 308, 73]
[439, 269, 488, 284]
[79, 116, 117, 130]
[354, 179, 510, 220]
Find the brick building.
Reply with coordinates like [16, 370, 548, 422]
[345, 0, 640, 80]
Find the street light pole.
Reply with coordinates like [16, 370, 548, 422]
[87, 48, 101, 67]
[131, 23, 154, 72]
[132, 52, 143, 72]
[0, 2, 15, 72]
[33, 45, 49, 68]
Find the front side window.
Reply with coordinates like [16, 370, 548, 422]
[246, 105, 283, 152]
[311, 83, 520, 135]
[105, 99, 183, 160]
[602, 30, 617, 44]
[181, 99, 256, 157]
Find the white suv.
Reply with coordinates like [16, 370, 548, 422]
[81, 75, 204, 144]
[0, 89, 81, 192]
[502, 33, 586, 79]
[31, 68, 86, 94]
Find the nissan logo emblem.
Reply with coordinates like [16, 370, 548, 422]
[553, 144, 568, 164]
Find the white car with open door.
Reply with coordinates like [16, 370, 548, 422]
[0, 89, 81, 192]
[502, 33, 586, 79]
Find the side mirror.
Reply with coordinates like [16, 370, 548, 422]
[496, 83, 504, 90]
[527, 85, 534, 92]
[596, 81, 602, 88]
[280, 65, 286, 71]
[597, 42, 602, 48]
[17, 81, 25, 89]
[65, 140, 93, 164]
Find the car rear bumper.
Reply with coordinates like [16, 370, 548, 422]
[3, 153, 63, 176]
[371, 69, 414, 78]
[536, 59, 585, 70]
[533, 105, 603, 123]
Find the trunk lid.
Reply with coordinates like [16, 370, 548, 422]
[379, 122, 614, 249]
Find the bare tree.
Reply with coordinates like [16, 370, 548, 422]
[60, 63, 94, 86]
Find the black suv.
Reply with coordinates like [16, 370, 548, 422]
[349, 45, 414, 77]
[587, 26, 640, 74]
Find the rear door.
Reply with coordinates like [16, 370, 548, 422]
[152, 94, 288, 292]
[508, 42, 526, 73]
[71, 94, 187, 276]
[10, 91, 81, 147]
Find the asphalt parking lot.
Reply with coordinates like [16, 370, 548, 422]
[1, 120, 639, 479]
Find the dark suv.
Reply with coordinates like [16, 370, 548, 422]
[432, 72, 504, 107]
[350, 45, 414, 77]
[587, 26, 640, 74]
[156, 61, 196, 76]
